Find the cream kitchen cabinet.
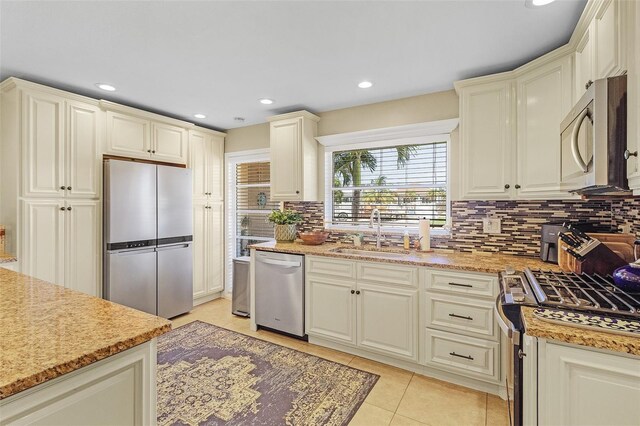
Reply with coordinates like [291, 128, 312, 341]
[457, 79, 515, 200]
[21, 199, 101, 296]
[456, 54, 574, 201]
[105, 107, 189, 164]
[574, 28, 594, 101]
[626, 0, 640, 194]
[593, 0, 626, 81]
[538, 340, 640, 426]
[423, 268, 501, 383]
[515, 56, 573, 198]
[188, 128, 225, 202]
[192, 201, 223, 302]
[305, 256, 419, 362]
[268, 111, 320, 201]
[20, 90, 101, 199]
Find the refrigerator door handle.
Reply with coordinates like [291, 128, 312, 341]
[109, 248, 157, 256]
[156, 243, 191, 251]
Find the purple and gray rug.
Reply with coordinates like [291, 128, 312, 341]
[157, 321, 379, 425]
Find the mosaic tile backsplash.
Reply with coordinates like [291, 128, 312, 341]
[283, 198, 640, 258]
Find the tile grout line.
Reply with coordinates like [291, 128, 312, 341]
[393, 372, 413, 415]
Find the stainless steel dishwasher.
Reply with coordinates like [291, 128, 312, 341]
[254, 251, 305, 338]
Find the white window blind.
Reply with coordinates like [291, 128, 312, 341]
[234, 161, 276, 256]
[330, 141, 447, 228]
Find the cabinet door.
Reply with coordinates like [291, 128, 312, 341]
[21, 90, 65, 198]
[540, 342, 640, 426]
[105, 111, 151, 158]
[21, 200, 65, 285]
[65, 200, 100, 296]
[270, 118, 302, 201]
[357, 284, 418, 361]
[152, 122, 187, 164]
[574, 27, 594, 101]
[516, 56, 572, 198]
[208, 135, 225, 201]
[594, 0, 624, 79]
[305, 274, 357, 345]
[459, 81, 514, 200]
[206, 202, 224, 293]
[628, 0, 640, 192]
[66, 101, 101, 198]
[192, 202, 208, 299]
[189, 131, 209, 200]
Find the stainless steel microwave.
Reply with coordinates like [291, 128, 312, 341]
[559, 74, 628, 196]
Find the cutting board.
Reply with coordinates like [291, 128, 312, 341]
[558, 233, 636, 273]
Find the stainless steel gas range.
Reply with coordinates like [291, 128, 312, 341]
[495, 268, 640, 426]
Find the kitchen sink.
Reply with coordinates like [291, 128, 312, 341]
[329, 248, 411, 259]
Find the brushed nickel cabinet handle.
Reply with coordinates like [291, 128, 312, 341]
[624, 150, 638, 160]
[450, 352, 474, 361]
[449, 313, 473, 321]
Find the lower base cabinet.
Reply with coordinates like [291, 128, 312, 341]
[192, 201, 223, 301]
[0, 340, 157, 425]
[538, 340, 640, 426]
[305, 256, 419, 362]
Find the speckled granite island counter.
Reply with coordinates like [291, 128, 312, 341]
[0, 268, 171, 424]
[249, 240, 561, 274]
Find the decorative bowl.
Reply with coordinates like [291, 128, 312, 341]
[298, 231, 330, 245]
[612, 261, 640, 293]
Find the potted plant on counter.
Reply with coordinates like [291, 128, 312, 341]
[267, 209, 303, 242]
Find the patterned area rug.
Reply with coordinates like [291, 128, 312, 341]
[157, 321, 379, 425]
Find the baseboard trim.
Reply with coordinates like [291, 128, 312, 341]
[193, 292, 223, 306]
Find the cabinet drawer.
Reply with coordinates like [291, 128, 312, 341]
[357, 262, 418, 288]
[425, 328, 499, 382]
[426, 294, 497, 340]
[426, 269, 497, 298]
[306, 256, 356, 279]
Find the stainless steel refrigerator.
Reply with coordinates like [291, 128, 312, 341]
[103, 159, 193, 318]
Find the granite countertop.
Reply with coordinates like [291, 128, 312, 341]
[249, 241, 562, 274]
[0, 251, 17, 264]
[521, 306, 640, 356]
[0, 269, 171, 399]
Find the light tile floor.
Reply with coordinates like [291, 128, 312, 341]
[171, 298, 509, 426]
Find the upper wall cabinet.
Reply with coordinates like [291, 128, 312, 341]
[516, 56, 573, 199]
[574, 28, 594, 101]
[627, 0, 640, 193]
[268, 110, 320, 202]
[458, 80, 514, 200]
[593, 0, 625, 81]
[188, 128, 225, 201]
[21, 89, 102, 199]
[104, 104, 189, 164]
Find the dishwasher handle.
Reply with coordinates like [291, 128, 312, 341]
[257, 257, 301, 268]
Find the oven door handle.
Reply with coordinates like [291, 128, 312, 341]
[495, 295, 520, 343]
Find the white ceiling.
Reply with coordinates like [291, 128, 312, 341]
[0, 0, 586, 131]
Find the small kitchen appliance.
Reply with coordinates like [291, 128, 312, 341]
[540, 221, 597, 263]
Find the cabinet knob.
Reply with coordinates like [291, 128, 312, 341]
[295, 190, 300, 194]
[60, 207, 66, 211]
[515, 184, 521, 189]
[147, 149, 152, 153]
[350, 290, 355, 294]
[504, 184, 510, 189]
[60, 186, 66, 190]
[67, 186, 72, 190]
[585, 80, 594, 90]
[355, 290, 361, 295]
[151, 150, 156, 154]
[624, 150, 638, 160]
[67, 206, 72, 211]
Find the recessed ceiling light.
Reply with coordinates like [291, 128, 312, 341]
[259, 98, 274, 105]
[525, 0, 555, 7]
[194, 113, 206, 119]
[358, 81, 373, 89]
[95, 83, 116, 92]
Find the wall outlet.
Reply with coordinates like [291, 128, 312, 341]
[483, 217, 502, 234]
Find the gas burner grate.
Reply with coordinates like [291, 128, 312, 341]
[526, 269, 640, 319]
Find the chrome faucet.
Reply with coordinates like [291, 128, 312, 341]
[369, 208, 383, 249]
